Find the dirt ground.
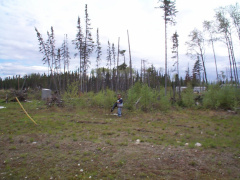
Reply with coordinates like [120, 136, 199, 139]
[0, 103, 240, 179]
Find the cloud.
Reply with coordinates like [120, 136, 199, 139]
[0, 0, 239, 81]
[0, 62, 48, 78]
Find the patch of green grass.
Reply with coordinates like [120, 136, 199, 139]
[19, 153, 28, 158]
[115, 159, 126, 167]
[55, 143, 60, 148]
[9, 145, 17, 150]
[118, 141, 128, 146]
[105, 139, 113, 145]
[189, 161, 197, 167]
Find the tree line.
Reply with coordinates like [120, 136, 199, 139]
[1, 1, 240, 94]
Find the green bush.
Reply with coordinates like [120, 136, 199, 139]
[125, 82, 142, 110]
[126, 84, 171, 112]
[63, 82, 79, 107]
[140, 84, 154, 111]
[91, 89, 115, 109]
[203, 85, 240, 110]
[202, 85, 220, 109]
[158, 88, 171, 111]
[181, 84, 195, 108]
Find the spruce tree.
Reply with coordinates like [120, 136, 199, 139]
[95, 28, 102, 92]
[83, 4, 95, 92]
[73, 16, 84, 91]
[157, 0, 177, 95]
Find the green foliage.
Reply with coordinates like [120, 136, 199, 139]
[63, 81, 79, 99]
[203, 85, 240, 110]
[140, 84, 154, 111]
[125, 82, 142, 110]
[91, 89, 115, 109]
[158, 88, 171, 111]
[125, 83, 171, 112]
[63, 81, 79, 107]
[181, 84, 195, 108]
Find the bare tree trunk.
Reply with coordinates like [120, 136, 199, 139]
[176, 46, 180, 99]
[127, 30, 133, 87]
[228, 33, 239, 84]
[226, 36, 233, 83]
[199, 46, 208, 85]
[210, 39, 219, 82]
[116, 37, 120, 93]
[164, 21, 167, 96]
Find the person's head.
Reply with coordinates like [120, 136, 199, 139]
[117, 94, 121, 99]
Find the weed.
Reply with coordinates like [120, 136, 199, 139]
[20, 153, 28, 158]
[118, 142, 128, 146]
[105, 140, 113, 145]
[189, 161, 197, 167]
[9, 145, 17, 150]
[55, 144, 60, 148]
[116, 159, 126, 167]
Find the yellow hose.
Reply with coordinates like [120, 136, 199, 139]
[15, 97, 38, 125]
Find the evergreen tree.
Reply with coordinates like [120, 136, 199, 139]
[83, 4, 95, 92]
[62, 34, 71, 90]
[192, 56, 202, 87]
[185, 65, 191, 84]
[106, 40, 113, 90]
[171, 31, 180, 97]
[95, 28, 102, 92]
[157, 0, 178, 96]
[72, 16, 84, 91]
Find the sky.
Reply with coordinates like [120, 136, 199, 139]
[0, 0, 239, 82]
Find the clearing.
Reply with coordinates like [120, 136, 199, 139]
[0, 100, 240, 179]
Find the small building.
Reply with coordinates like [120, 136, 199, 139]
[176, 86, 206, 93]
[175, 86, 187, 93]
[41, 89, 52, 100]
[193, 86, 206, 93]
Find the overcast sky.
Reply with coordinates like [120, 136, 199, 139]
[0, 0, 239, 81]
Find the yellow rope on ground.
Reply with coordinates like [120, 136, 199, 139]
[15, 97, 38, 125]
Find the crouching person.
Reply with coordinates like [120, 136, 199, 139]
[117, 94, 123, 117]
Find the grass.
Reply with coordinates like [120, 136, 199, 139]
[0, 98, 240, 179]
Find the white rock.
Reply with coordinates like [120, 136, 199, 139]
[80, 169, 83, 172]
[195, 142, 202, 147]
[185, 143, 189, 146]
[135, 139, 140, 144]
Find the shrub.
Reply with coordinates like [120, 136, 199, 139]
[140, 84, 154, 111]
[181, 84, 195, 108]
[91, 89, 115, 109]
[63, 82, 79, 107]
[152, 88, 171, 111]
[202, 84, 220, 109]
[203, 84, 240, 110]
[125, 82, 142, 110]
